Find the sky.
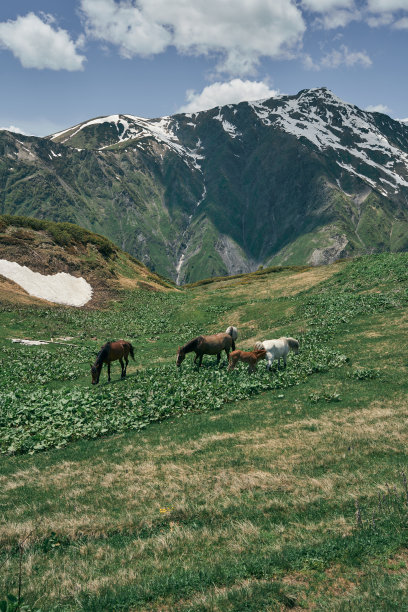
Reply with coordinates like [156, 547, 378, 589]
[0, 0, 407, 136]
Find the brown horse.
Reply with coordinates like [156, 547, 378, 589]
[176, 333, 234, 367]
[91, 340, 135, 384]
[228, 349, 266, 373]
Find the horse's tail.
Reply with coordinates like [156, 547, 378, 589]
[128, 343, 135, 360]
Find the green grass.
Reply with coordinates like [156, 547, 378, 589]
[1, 253, 407, 610]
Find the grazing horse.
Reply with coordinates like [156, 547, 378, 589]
[91, 340, 135, 384]
[255, 337, 299, 371]
[228, 349, 266, 373]
[225, 326, 238, 342]
[176, 333, 233, 367]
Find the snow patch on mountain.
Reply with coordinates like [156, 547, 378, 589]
[213, 109, 241, 138]
[51, 114, 205, 170]
[0, 260, 93, 306]
[249, 88, 408, 194]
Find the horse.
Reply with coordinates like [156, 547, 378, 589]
[225, 325, 238, 341]
[91, 340, 135, 384]
[254, 337, 299, 370]
[176, 333, 233, 367]
[228, 349, 266, 373]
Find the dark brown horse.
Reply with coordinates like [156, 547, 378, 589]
[91, 340, 135, 384]
[176, 333, 234, 367]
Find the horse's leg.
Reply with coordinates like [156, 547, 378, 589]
[228, 356, 236, 371]
[107, 361, 111, 382]
[198, 354, 203, 367]
[217, 352, 221, 364]
[124, 355, 129, 376]
[120, 358, 125, 378]
[267, 356, 273, 371]
[283, 354, 287, 368]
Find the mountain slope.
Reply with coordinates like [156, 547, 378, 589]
[0, 215, 174, 306]
[1, 88, 408, 282]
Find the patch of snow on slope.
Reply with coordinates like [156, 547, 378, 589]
[0, 260, 93, 306]
[53, 114, 204, 169]
[336, 162, 378, 191]
[213, 109, 241, 138]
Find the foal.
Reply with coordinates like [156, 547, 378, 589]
[228, 349, 266, 373]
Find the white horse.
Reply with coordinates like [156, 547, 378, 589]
[255, 337, 299, 370]
[225, 326, 238, 341]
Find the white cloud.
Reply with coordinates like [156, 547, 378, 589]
[0, 125, 27, 135]
[301, 0, 355, 11]
[321, 44, 372, 68]
[365, 104, 391, 113]
[367, 0, 408, 11]
[301, 0, 360, 29]
[80, 0, 171, 57]
[305, 44, 372, 70]
[317, 8, 360, 28]
[302, 53, 321, 70]
[366, 13, 394, 27]
[0, 12, 85, 70]
[81, 0, 305, 76]
[177, 79, 279, 113]
[393, 16, 408, 28]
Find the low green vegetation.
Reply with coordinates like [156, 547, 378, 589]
[1, 252, 407, 610]
[0, 215, 116, 258]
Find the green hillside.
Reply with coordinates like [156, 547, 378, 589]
[0, 215, 174, 305]
[1, 252, 407, 610]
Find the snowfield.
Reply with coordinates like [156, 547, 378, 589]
[0, 260, 93, 306]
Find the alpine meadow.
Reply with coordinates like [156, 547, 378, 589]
[0, 215, 407, 608]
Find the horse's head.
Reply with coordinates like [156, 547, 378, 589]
[176, 347, 185, 367]
[287, 338, 299, 354]
[91, 364, 100, 384]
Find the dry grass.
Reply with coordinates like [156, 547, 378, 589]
[203, 265, 342, 300]
[3, 391, 405, 551]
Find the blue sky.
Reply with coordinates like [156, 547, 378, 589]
[0, 0, 407, 136]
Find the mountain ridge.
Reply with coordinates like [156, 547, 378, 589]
[1, 87, 408, 283]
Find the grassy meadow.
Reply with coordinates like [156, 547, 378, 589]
[1, 254, 407, 610]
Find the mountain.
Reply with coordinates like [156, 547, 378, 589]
[1, 87, 408, 283]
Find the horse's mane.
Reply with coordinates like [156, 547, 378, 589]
[95, 342, 111, 366]
[180, 336, 202, 353]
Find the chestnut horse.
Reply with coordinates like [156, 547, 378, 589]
[228, 349, 267, 373]
[176, 333, 234, 367]
[91, 340, 135, 384]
